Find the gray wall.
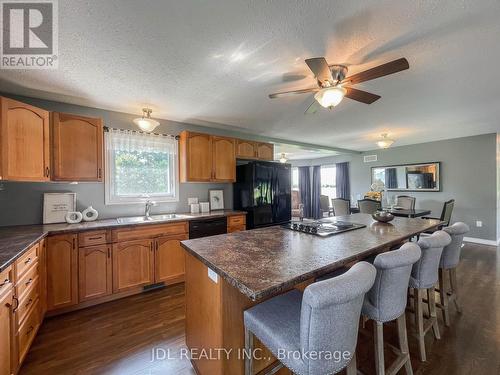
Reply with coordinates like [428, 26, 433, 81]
[292, 134, 498, 241]
[0, 93, 238, 226]
[497, 134, 500, 243]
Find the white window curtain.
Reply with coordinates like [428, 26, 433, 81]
[105, 128, 179, 204]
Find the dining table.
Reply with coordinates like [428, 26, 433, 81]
[349, 206, 431, 218]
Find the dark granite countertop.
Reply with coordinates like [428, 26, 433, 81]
[0, 210, 246, 272]
[181, 214, 442, 301]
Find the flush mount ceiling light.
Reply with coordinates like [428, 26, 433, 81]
[279, 153, 288, 163]
[314, 85, 347, 108]
[133, 108, 160, 132]
[376, 133, 395, 149]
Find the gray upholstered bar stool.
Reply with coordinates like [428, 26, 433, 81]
[438, 222, 470, 326]
[361, 242, 422, 375]
[243, 262, 376, 375]
[409, 231, 451, 362]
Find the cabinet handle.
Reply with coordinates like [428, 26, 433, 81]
[26, 326, 34, 335]
[98, 168, 102, 179]
[25, 298, 33, 308]
[88, 236, 103, 241]
[0, 278, 10, 287]
[24, 257, 32, 265]
[156, 242, 159, 251]
[107, 247, 111, 258]
[25, 278, 33, 286]
[150, 243, 153, 252]
[12, 297, 19, 312]
[72, 238, 76, 249]
[45, 166, 50, 177]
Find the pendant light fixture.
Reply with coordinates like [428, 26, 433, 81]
[133, 108, 160, 132]
[376, 133, 395, 149]
[279, 153, 288, 163]
[314, 86, 347, 108]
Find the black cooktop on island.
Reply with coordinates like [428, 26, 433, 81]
[282, 219, 366, 237]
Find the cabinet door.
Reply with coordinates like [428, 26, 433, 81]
[78, 245, 112, 302]
[112, 240, 154, 293]
[236, 139, 257, 159]
[256, 143, 274, 161]
[0, 97, 50, 181]
[0, 289, 13, 375]
[47, 234, 78, 311]
[52, 112, 103, 181]
[180, 132, 212, 182]
[212, 136, 236, 182]
[155, 234, 188, 285]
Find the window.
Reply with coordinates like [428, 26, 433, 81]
[320, 165, 336, 202]
[105, 129, 179, 204]
[292, 167, 299, 191]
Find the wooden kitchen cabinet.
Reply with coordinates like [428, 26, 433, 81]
[212, 136, 236, 181]
[39, 239, 47, 317]
[0, 97, 50, 181]
[227, 215, 246, 233]
[0, 267, 13, 375]
[51, 112, 103, 182]
[236, 139, 257, 159]
[78, 245, 112, 302]
[256, 142, 274, 160]
[47, 234, 78, 311]
[179, 131, 213, 182]
[155, 234, 188, 285]
[112, 239, 154, 293]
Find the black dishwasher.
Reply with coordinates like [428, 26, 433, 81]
[189, 217, 227, 239]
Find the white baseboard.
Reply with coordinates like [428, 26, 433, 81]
[463, 236, 499, 246]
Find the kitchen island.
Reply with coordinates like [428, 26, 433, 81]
[180, 214, 442, 375]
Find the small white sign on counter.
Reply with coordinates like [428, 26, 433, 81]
[208, 268, 219, 283]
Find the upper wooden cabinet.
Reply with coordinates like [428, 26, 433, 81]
[235, 139, 274, 161]
[51, 112, 103, 182]
[179, 131, 236, 182]
[0, 97, 50, 181]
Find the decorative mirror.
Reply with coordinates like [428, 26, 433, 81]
[371, 162, 441, 192]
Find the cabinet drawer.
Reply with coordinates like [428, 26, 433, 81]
[18, 299, 40, 363]
[16, 262, 39, 299]
[228, 215, 246, 226]
[228, 224, 246, 233]
[0, 266, 13, 297]
[16, 243, 39, 279]
[16, 279, 39, 326]
[78, 230, 110, 247]
[112, 222, 188, 242]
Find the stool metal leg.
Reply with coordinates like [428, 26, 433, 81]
[438, 268, 450, 327]
[374, 321, 385, 375]
[415, 288, 427, 362]
[244, 327, 254, 375]
[449, 268, 462, 313]
[428, 287, 441, 340]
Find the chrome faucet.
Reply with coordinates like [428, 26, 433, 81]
[145, 200, 156, 218]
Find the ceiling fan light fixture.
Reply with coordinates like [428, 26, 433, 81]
[314, 86, 346, 108]
[133, 108, 160, 132]
[279, 153, 288, 163]
[376, 133, 395, 149]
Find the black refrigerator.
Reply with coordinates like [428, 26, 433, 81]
[233, 161, 292, 229]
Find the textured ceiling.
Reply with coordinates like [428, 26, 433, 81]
[1, 0, 500, 151]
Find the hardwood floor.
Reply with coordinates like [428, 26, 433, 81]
[20, 243, 499, 375]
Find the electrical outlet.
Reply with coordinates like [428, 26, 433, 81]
[476, 221, 483, 227]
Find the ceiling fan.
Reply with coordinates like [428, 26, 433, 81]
[268, 57, 409, 114]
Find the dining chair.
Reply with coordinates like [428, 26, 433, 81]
[422, 199, 455, 231]
[243, 262, 376, 375]
[319, 194, 332, 217]
[397, 195, 416, 210]
[358, 198, 382, 214]
[362, 242, 422, 375]
[331, 198, 351, 216]
[409, 230, 452, 362]
[438, 222, 469, 326]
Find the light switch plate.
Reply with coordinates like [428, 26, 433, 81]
[188, 197, 199, 205]
[208, 268, 218, 283]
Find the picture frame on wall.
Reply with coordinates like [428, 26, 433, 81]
[43, 192, 77, 224]
[209, 189, 224, 211]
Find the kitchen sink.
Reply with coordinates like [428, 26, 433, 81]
[116, 214, 193, 224]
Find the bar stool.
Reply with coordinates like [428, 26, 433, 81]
[243, 262, 376, 375]
[438, 222, 469, 326]
[361, 242, 422, 375]
[409, 231, 451, 362]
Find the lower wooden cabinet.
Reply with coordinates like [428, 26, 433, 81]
[47, 234, 78, 311]
[0, 268, 13, 375]
[227, 215, 247, 233]
[112, 239, 154, 293]
[155, 234, 188, 284]
[78, 245, 112, 302]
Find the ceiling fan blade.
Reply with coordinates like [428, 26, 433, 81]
[268, 87, 319, 99]
[342, 58, 409, 85]
[344, 87, 381, 104]
[304, 101, 321, 115]
[305, 57, 333, 84]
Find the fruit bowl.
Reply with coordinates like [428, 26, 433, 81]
[372, 211, 395, 223]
